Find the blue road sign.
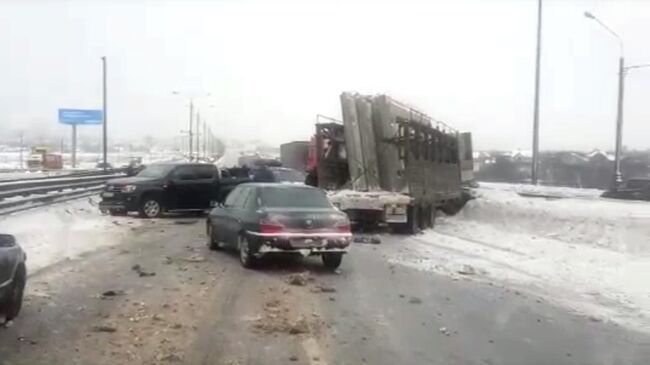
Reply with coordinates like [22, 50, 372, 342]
[58, 109, 103, 125]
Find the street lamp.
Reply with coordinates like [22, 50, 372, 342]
[584, 11, 650, 189]
[172, 91, 211, 161]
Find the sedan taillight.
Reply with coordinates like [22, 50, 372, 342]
[259, 219, 286, 234]
[334, 221, 351, 233]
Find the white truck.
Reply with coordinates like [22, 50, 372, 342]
[309, 93, 473, 233]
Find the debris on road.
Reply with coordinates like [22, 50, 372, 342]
[409, 296, 422, 304]
[318, 285, 337, 293]
[457, 264, 477, 276]
[439, 326, 451, 336]
[163, 256, 173, 265]
[353, 235, 382, 244]
[288, 316, 310, 334]
[289, 355, 299, 361]
[99, 290, 126, 299]
[183, 254, 206, 263]
[174, 220, 199, 225]
[93, 323, 118, 333]
[132, 264, 156, 277]
[287, 273, 308, 286]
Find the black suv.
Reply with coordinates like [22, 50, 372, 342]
[0, 234, 26, 322]
[99, 162, 243, 218]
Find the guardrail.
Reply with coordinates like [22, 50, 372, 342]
[0, 168, 128, 184]
[0, 173, 124, 201]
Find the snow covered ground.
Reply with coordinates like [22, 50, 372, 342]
[0, 197, 143, 274]
[479, 181, 605, 199]
[388, 186, 650, 333]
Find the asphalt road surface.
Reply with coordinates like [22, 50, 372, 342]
[1, 216, 648, 365]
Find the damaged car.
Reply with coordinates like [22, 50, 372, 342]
[0, 234, 26, 322]
[206, 183, 351, 269]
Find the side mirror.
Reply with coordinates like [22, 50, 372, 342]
[0, 234, 16, 247]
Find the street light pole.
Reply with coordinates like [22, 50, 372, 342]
[585, 11, 626, 189]
[614, 56, 625, 187]
[101, 56, 108, 170]
[189, 99, 194, 161]
[531, 0, 543, 185]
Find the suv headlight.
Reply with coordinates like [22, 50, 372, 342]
[121, 184, 137, 193]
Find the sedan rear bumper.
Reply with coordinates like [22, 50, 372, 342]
[246, 231, 351, 257]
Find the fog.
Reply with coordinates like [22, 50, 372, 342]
[1, 0, 650, 151]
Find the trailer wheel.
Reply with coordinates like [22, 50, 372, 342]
[417, 204, 427, 230]
[402, 204, 420, 234]
[422, 204, 435, 229]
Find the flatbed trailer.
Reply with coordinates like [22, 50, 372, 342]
[314, 93, 473, 233]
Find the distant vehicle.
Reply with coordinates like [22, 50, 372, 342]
[26, 147, 63, 170]
[0, 234, 26, 322]
[251, 166, 306, 184]
[96, 162, 114, 171]
[206, 183, 352, 269]
[126, 157, 145, 176]
[280, 141, 310, 172]
[601, 178, 650, 201]
[99, 162, 247, 218]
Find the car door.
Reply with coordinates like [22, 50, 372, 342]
[222, 186, 252, 246]
[169, 165, 205, 209]
[193, 165, 218, 209]
[210, 187, 243, 244]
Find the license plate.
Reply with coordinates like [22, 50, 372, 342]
[385, 214, 408, 223]
[102, 192, 114, 198]
[290, 238, 323, 248]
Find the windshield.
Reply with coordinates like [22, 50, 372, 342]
[260, 186, 331, 208]
[136, 164, 173, 178]
[271, 169, 305, 183]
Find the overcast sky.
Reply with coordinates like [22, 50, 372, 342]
[2, 0, 650, 151]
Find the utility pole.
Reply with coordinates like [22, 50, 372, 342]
[101, 56, 108, 171]
[203, 121, 207, 159]
[196, 112, 201, 161]
[19, 132, 24, 169]
[583, 11, 650, 190]
[613, 57, 625, 187]
[531, 0, 542, 185]
[189, 99, 194, 161]
[72, 124, 77, 168]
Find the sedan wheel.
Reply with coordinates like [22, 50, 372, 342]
[238, 236, 257, 268]
[140, 198, 162, 218]
[3, 264, 26, 320]
[206, 224, 222, 251]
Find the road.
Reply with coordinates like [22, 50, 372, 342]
[1, 216, 649, 365]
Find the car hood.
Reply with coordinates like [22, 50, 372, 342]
[107, 176, 158, 185]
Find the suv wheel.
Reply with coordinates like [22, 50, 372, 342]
[238, 235, 257, 268]
[3, 264, 26, 321]
[139, 196, 162, 218]
[322, 253, 343, 269]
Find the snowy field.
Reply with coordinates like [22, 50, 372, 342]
[389, 185, 650, 332]
[0, 197, 142, 274]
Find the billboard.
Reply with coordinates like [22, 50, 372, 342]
[58, 109, 103, 125]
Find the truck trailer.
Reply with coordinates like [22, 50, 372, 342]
[311, 92, 473, 233]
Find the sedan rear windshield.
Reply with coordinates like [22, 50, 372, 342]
[260, 187, 331, 208]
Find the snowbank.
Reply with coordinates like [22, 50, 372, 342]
[0, 197, 141, 273]
[479, 181, 604, 199]
[462, 188, 650, 253]
[387, 187, 650, 332]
